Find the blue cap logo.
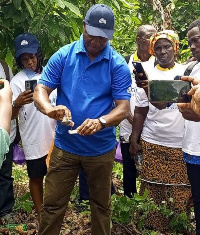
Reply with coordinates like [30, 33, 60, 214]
[21, 40, 29, 46]
[99, 18, 107, 24]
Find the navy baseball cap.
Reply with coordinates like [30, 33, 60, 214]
[14, 33, 40, 58]
[84, 4, 115, 40]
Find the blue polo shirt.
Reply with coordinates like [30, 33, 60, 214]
[39, 34, 131, 156]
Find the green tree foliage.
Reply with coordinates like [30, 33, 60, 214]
[171, 0, 200, 62]
[0, 0, 200, 67]
[0, 0, 85, 67]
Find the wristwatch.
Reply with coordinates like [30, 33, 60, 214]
[98, 116, 107, 129]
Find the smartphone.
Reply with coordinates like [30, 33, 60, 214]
[132, 62, 148, 80]
[148, 80, 192, 103]
[25, 80, 37, 92]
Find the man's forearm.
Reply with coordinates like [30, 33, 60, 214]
[34, 98, 53, 116]
[103, 100, 129, 127]
[33, 85, 53, 116]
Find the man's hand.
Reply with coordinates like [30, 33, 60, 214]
[14, 90, 34, 108]
[177, 76, 200, 115]
[77, 118, 102, 136]
[46, 105, 72, 122]
[0, 80, 12, 103]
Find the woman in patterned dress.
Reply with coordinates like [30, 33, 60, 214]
[130, 30, 191, 232]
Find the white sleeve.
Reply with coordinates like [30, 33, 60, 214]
[135, 87, 149, 107]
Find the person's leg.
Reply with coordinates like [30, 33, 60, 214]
[38, 146, 81, 235]
[187, 163, 200, 233]
[121, 143, 137, 197]
[82, 149, 115, 235]
[29, 177, 44, 218]
[79, 169, 90, 201]
[0, 142, 15, 217]
[26, 155, 48, 221]
[79, 169, 115, 202]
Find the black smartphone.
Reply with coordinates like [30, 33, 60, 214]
[132, 62, 148, 80]
[25, 80, 37, 92]
[148, 80, 192, 103]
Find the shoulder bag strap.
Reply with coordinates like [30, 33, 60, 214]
[184, 61, 199, 76]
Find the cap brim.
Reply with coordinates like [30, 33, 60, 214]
[15, 47, 38, 58]
[86, 24, 113, 40]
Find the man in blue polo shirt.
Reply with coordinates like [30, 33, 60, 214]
[34, 4, 131, 235]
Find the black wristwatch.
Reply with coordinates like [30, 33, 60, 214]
[98, 116, 107, 129]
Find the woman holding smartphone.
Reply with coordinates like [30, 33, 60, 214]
[10, 33, 56, 221]
[130, 31, 191, 232]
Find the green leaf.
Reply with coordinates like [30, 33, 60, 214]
[31, 0, 37, 5]
[112, 0, 120, 11]
[64, 1, 82, 17]
[13, 0, 22, 9]
[23, 0, 34, 18]
[119, 0, 132, 8]
[132, 16, 141, 24]
[134, 189, 148, 201]
[30, 16, 42, 33]
[57, 0, 65, 9]
[59, 30, 66, 43]
[5, 50, 13, 68]
[180, 48, 190, 54]
[49, 22, 59, 37]
[24, 203, 33, 213]
[69, 20, 80, 37]
[13, 12, 27, 23]
[21, 192, 31, 201]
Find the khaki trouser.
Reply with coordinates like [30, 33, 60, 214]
[38, 145, 115, 235]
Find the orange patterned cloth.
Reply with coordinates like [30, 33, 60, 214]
[149, 30, 179, 56]
[46, 140, 54, 168]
